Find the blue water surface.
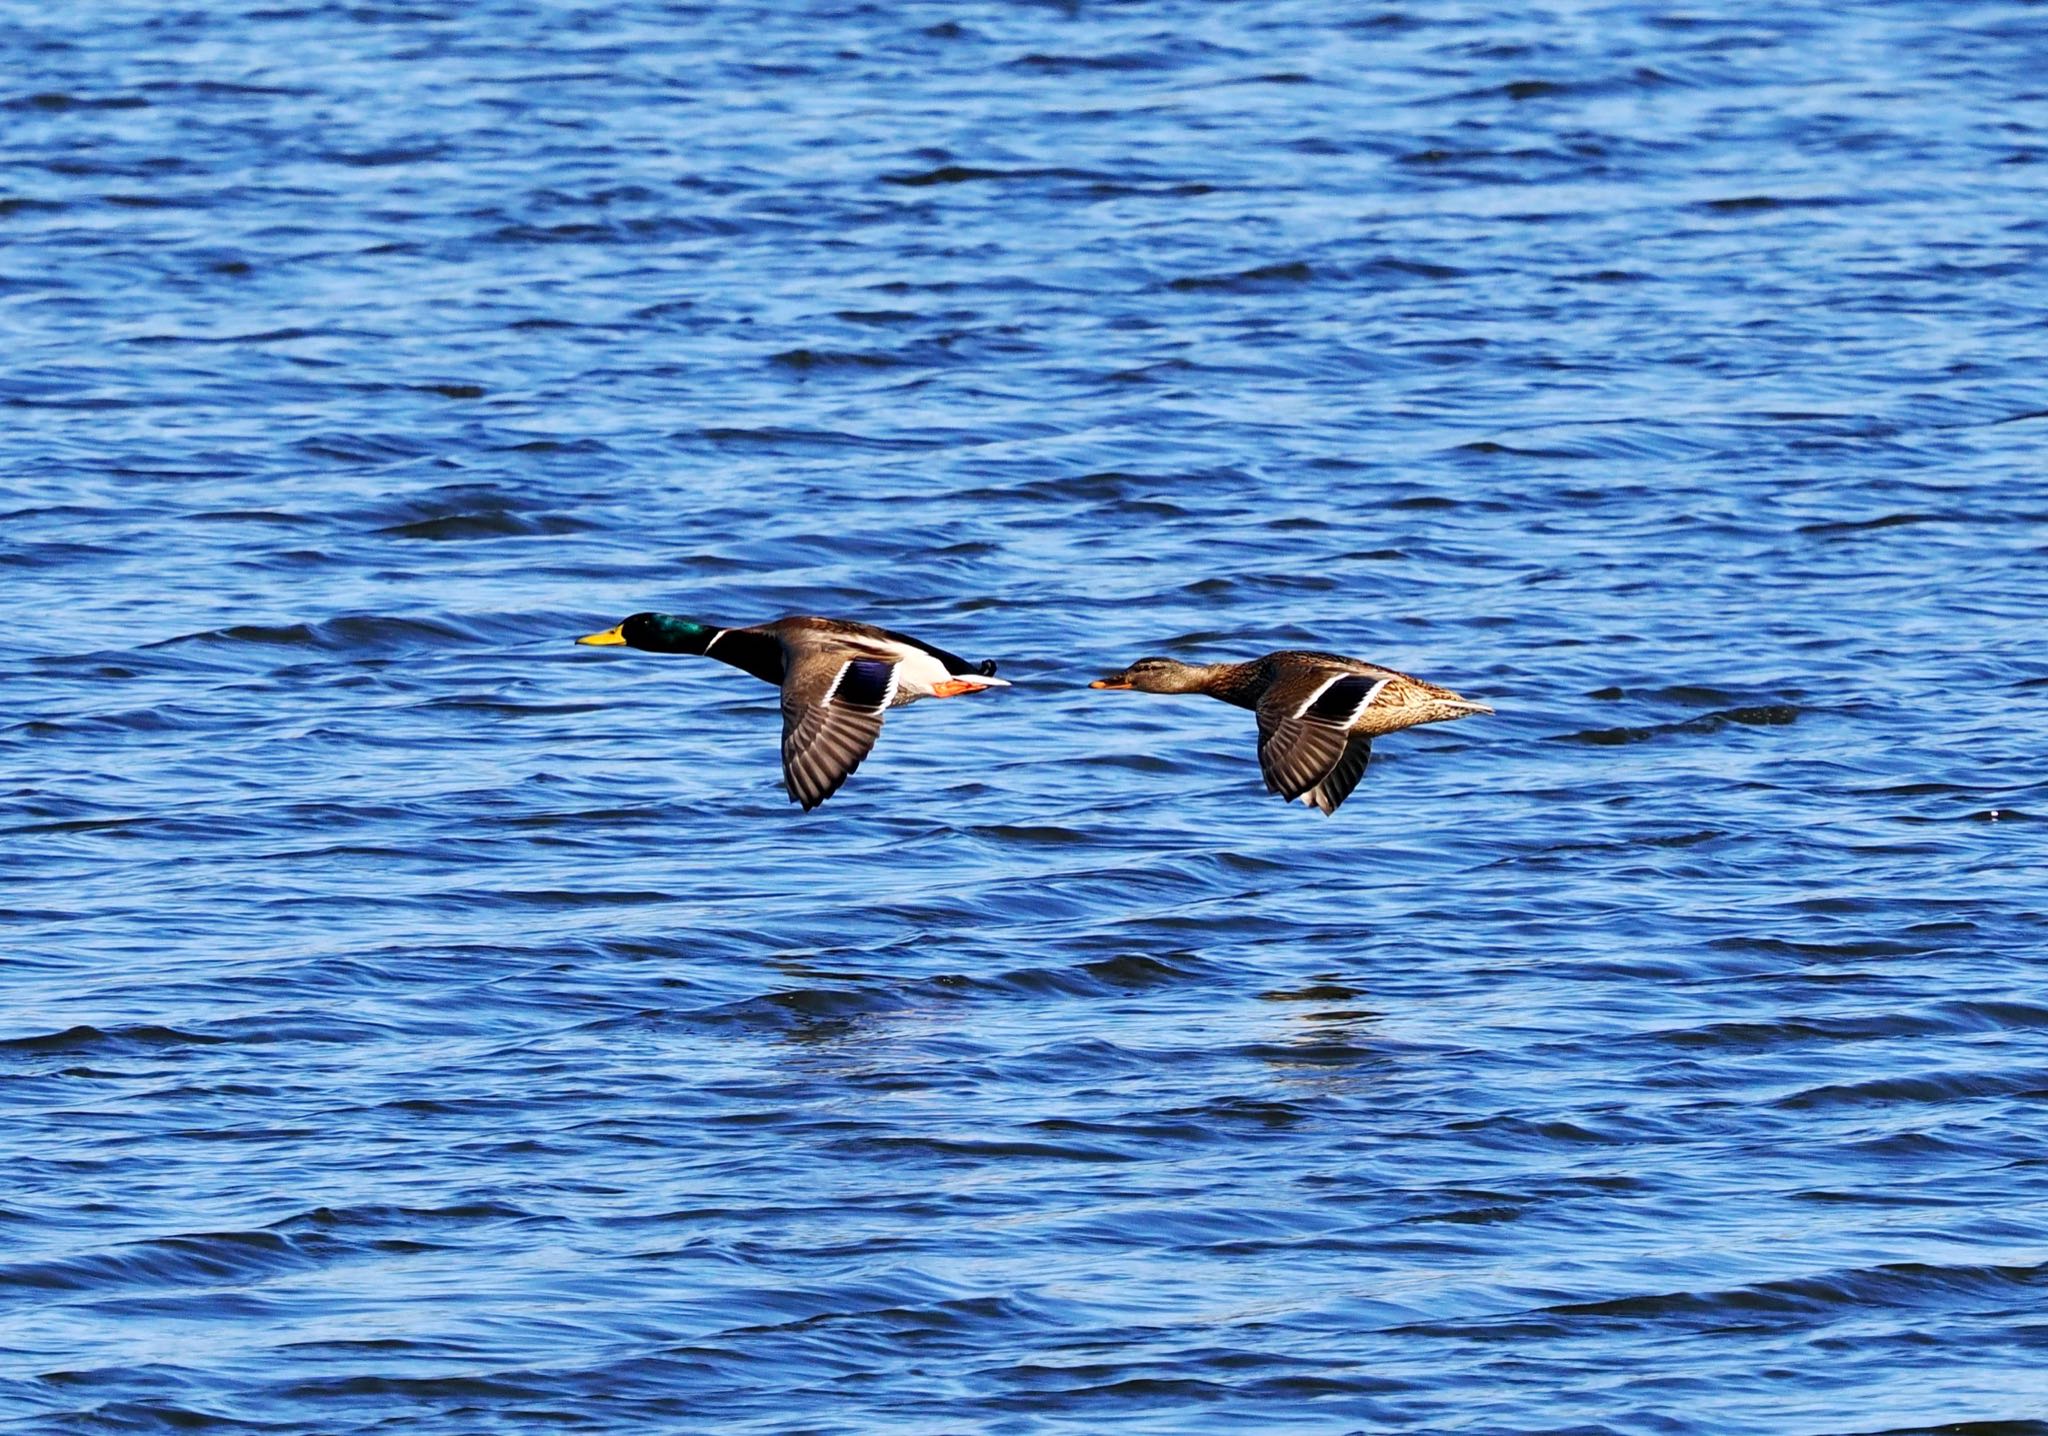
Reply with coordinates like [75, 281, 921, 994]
[5, 1, 2048, 1432]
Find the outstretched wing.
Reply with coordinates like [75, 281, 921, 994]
[1255, 669, 1389, 802]
[1301, 738, 1372, 815]
[780, 653, 898, 810]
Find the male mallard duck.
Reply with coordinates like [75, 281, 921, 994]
[578, 613, 1008, 810]
[1089, 651, 1490, 815]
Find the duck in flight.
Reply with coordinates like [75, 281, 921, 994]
[577, 613, 1007, 810]
[1090, 650, 1490, 815]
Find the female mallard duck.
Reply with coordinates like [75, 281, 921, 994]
[1089, 651, 1490, 815]
[578, 613, 1007, 810]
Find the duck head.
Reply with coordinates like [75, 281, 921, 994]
[1089, 657, 1217, 694]
[576, 613, 720, 654]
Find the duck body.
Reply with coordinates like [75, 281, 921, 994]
[578, 613, 1006, 810]
[1090, 650, 1489, 815]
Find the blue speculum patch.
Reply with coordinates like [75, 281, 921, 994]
[836, 658, 897, 709]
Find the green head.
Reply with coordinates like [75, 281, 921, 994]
[576, 613, 719, 654]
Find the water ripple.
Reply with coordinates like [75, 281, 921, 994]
[5, 0, 2048, 1432]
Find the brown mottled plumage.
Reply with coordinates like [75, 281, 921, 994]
[1089, 650, 1491, 815]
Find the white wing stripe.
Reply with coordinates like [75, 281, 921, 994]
[1292, 674, 1389, 723]
[824, 660, 898, 709]
[1292, 673, 1344, 718]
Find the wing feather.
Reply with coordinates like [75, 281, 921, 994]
[1255, 666, 1380, 802]
[780, 654, 896, 810]
[1300, 738, 1373, 815]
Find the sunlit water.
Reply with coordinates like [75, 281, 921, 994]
[5, 2, 2048, 1431]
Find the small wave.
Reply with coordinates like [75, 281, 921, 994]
[7, 91, 149, 111]
[0, 1229, 323, 1294]
[1172, 1095, 1315, 1129]
[834, 308, 921, 325]
[273, 1372, 549, 1402]
[1553, 704, 1799, 746]
[1167, 260, 1316, 292]
[190, 509, 319, 527]
[1773, 1069, 2040, 1111]
[687, 986, 910, 1032]
[882, 164, 1099, 187]
[1694, 193, 1850, 213]
[1585, 684, 1746, 706]
[1439, 68, 1684, 106]
[293, 431, 433, 464]
[129, 326, 341, 347]
[1397, 144, 1581, 173]
[984, 952, 1212, 999]
[269, 1201, 532, 1234]
[326, 143, 449, 167]
[446, 888, 678, 911]
[769, 348, 906, 371]
[1544, 1258, 2048, 1325]
[1007, 51, 1170, 74]
[0, 1023, 229, 1055]
[1491, 79, 1570, 100]
[1404, 1204, 1524, 1226]
[1707, 934, 1941, 962]
[163, 613, 484, 654]
[488, 215, 748, 244]
[1797, 511, 1958, 535]
[145, 78, 316, 98]
[1235, 1034, 1386, 1067]
[377, 511, 592, 540]
[830, 1134, 1138, 1163]
[1028, 1114, 1212, 1145]
[1447, 439, 1581, 459]
[1087, 179, 1218, 199]
[964, 468, 1192, 503]
[495, 435, 612, 453]
[1648, 1009, 1983, 1050]
[694, 425, 949, 452]
[1260, 981, 1367, 1003]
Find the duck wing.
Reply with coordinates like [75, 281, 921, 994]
[1300, 738, 1373, 815]
[779, 649, 900, 811]
[1254, 666, 1391, 803]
